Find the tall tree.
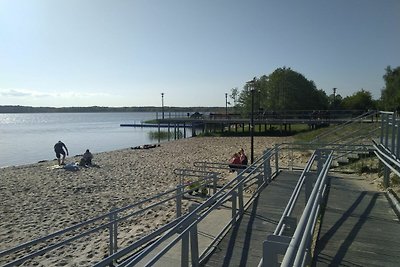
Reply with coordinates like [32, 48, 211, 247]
[341, 89, 375, 110]
[236, 67, 329, 115]
[380, 66, 400, 111]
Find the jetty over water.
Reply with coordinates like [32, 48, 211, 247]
[121, 110, 377, 137]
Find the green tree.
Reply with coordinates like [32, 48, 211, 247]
[328, 93, 343, 109]
[230, 87, 239, 107]
[380, 66, 400, 111]
[236, 67, 329, 115]
[340, 89, 375, 110]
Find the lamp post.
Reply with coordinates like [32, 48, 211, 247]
[333, 88, 337, 109]
[247, 78, 256, 164]
[161, 93, 165, 119]
[225, 93, 228, 119]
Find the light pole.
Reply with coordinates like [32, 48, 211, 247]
[247, 78, 256, 164]
[333, 88, 337, 109]
[225, 93, 228, 118]
[161, 93, 165, 119]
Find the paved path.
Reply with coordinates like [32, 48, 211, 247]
[313, 173, 400, 267]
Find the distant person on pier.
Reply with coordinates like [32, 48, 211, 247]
[80, 149, 93, 166]
[54, 141, 69, 165]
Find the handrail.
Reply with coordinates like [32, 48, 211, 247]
[94, 147, 279, 266]
[280, 150, 333, 266]
[0, 168, 219, 266]
[310, 110, 378, 144]
[375, 111, 399, 188]
[258, 149, 333, 267]
[274, 151, 317, 236]
[372, 140, 400, 177]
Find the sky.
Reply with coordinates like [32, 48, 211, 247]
[0, 0, 399, 108]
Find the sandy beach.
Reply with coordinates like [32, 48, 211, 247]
[1, 136, 304, 266]
[1, 135, 390, 266]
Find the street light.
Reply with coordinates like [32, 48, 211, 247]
[161, 93, 165, 119]
[225, 93, 228, 119]
[247, 78, 256, 164]
[333, 88, 337, 109]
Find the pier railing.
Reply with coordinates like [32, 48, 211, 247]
[260, 149, 333, 267]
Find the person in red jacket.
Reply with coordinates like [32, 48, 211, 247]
[239, 148, 248, 166]
[229, 153, 241, 172]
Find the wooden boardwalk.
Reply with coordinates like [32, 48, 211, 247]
[313, 173, 400, 266]
[202, 171, 400, 267]
[203, 171, 306, 266]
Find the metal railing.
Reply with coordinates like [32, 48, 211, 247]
[0, 146, 281, 266]
[93, 147, 280, 266]
[0, 168, 220, 266]
[374, 111, 400, 188]
[260, 149, 333, 267]
[310, 110, 378, 144]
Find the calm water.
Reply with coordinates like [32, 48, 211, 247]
[0, 112, 164, 168]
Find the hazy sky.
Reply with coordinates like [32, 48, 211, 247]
[1, 0, 399, 107]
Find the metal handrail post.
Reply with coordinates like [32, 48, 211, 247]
[176, 185, 182, 218]
[189, 204, 199, 267]
[317, 150, 323, 174]
[391, 112, 396, 154]
[289, 146, 293, 171]
[263, 150, 271, 183]
[108, 208, 118, 260]
[212, 173, 218, 195]
[385, 113, 390, 147]
[238, 175, 244, 215]
[114, 211, 118, 255]
[231, 191, 237, 223]
[380, 112, 384, 144]
[181, 225, 189, 267]
[275, 144, 279, 173]
[397, 119, 400, 158]
[258, 171, 263, 189]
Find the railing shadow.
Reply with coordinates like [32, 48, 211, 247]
[313, 191, 379, 266]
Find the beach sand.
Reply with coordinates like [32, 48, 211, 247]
[1, 135, 386, 266]
[0, 136, 298, 266]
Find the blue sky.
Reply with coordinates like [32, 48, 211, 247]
[0, 0, 399, 107]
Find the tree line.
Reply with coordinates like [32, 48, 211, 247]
[0, 105, 225, 114]
[230, 66, 400, 115]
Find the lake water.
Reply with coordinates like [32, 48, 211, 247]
[0, 112, 171, 168]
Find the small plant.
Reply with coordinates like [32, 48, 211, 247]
[391, 174, 400, 185]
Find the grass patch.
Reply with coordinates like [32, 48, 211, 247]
[334, 155, 380, 174]
[148, 130, 182, 141]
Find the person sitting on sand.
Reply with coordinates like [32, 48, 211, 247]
[228, 153, 241, 172]
[54, 141, 69, 166]
[239, 148, 248, 166]
[79, 149, 93, 166]
[132, 144, 160, 149]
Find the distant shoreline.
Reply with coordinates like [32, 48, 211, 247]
[0, 105, 225, 114]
